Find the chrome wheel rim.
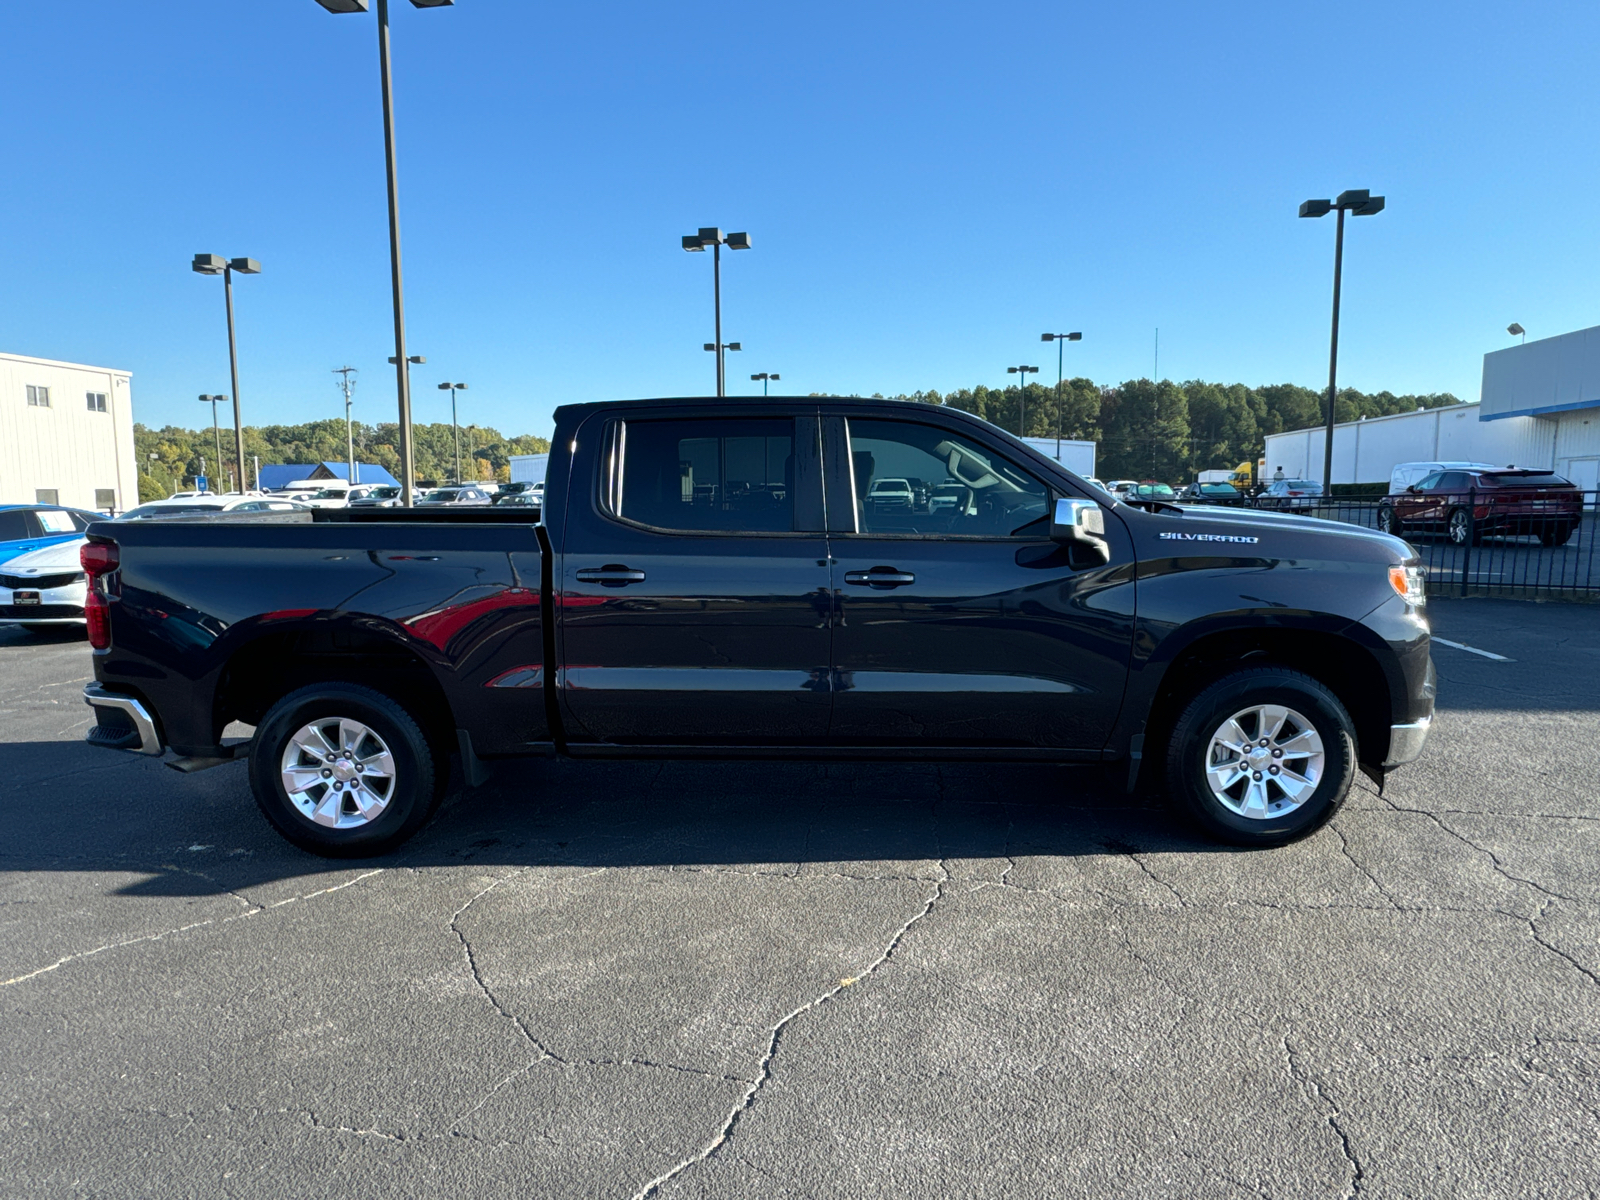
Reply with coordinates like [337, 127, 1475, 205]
[1377, 508, 1394, 532]
[1449, 511, 1469, 544]
[1204, 704, 1325, 820]
[279, 717, 397, 829]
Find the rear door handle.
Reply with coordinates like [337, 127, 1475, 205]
[576, 565, 646, 586]
[844, 568, 916, 588]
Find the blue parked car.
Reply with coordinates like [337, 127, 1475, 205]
[0, 504, 99, 568]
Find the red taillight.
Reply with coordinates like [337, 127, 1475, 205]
[85, 591, 111, 649]
[81, 541, 118, 650]
[81, 541, 119, 577]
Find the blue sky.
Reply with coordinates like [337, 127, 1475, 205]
[3, 1, 1597, 438]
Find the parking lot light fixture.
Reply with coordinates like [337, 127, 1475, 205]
[313, 0, 457, 505]
[1040, 333, 1082, 459]
[198, 395, 228, 490]
[750, 372, 780, 396]
[1508, 322, 1526, 343]
[1006, 365, 1039, 436]
[191, 253, 257, 501]
[1300, 187, 1385, 489]
[437, 382, 468, 483]
[682, 226, 751, 396]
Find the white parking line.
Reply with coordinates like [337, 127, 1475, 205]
[1433, 637, 1513, 662]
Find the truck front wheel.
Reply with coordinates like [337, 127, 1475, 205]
[1165, 668, 1356, 846]
[248, 683, 442, 857]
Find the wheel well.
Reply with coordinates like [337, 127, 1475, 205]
[216, 626, 456, 758]
[1146, 629, 1391, 770]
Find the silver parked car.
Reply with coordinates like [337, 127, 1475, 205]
[417, 486, 494, 507]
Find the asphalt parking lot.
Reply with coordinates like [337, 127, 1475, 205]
[3, 600, 1598, 1199]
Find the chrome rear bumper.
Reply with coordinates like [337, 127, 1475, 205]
[83, 683, 164, 756]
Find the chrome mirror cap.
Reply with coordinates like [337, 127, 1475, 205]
[1050, 498, 1110, 562]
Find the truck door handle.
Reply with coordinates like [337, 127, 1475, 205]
[844, 568, 916, 588]
[576, 565, 646, 586]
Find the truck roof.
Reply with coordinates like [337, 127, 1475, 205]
[551, 395, 956, 423]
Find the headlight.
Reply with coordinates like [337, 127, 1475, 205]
[1388, 564, 1426, 607]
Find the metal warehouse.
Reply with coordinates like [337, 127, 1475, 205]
[1265, 324, 1600, 492]
[1, 351, 138, 513]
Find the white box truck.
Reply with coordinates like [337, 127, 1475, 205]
[509, 454, 550, 486]
[1019, 437, 1096, 479]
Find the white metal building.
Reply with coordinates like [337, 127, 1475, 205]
[1, 351, 138, 512]
[1264, 325, 1600, 493]
[1263, 403, 1554, 486]
[1480, 326, 1600, 493]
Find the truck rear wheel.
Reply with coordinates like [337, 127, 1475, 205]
[248, 683, 442, 857]
[1165, 668, 1355, 846]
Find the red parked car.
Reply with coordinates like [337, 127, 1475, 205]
[1377, 468, 1583, 547]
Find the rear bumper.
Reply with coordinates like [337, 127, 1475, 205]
[83, 683, 164, 756]
[1383, 714, 1432, 767]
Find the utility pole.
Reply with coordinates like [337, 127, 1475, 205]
[334, 366, 359, 485]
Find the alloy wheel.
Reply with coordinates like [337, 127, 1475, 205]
[1203, 704, 1325, 820]
[279, 717, 397, 829]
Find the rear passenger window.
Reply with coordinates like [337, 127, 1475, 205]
[1437, 472, 1469, 490]
[613, 418, 795, 533]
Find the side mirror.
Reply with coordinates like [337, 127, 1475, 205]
[1051, 497, 1110, 562]
[1405, 484, 1419, 494]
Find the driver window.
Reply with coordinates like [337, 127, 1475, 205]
[845, 418, 1050, 537]
[1414, 472, 1444, 490]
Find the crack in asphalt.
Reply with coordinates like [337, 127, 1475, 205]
[445, 868, 754, 1136]
[1526, 901, 1600, 992]
[1329, 823, 1403, 911]
[629, 859, 952, 1200]
[1380, 799, 1586, 904]
[1283, 1036, 1365, 1198]
[0, 869, 386, 988]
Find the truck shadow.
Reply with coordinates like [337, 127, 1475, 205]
[0, 745, 1232, 898]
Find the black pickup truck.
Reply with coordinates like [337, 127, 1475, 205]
[80, 397, 1434, 855]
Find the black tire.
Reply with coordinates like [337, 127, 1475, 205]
[1541, 524, 1573, 548]
[1165, 667, 1356, 847]
[248, 683, 442, 857]
[1376, 505, 1401, 536]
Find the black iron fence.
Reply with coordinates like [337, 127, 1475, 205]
[1237, 491, 1600, 599]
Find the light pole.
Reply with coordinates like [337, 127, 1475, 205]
[314, 0, 457, 505]
[1040, 332, 1082, 459]
[198, 395, 227, 491]
[191, 254, 258, 492]
[1507, 322, 1527, 345]
[1299, 188, 1385, 490]
[1005, 365, 1039, 436]
[682, 227, 751, 396]
[750, 372, 780, 396]
[437, 382, 468, 483]
[334, 366, 359, 485]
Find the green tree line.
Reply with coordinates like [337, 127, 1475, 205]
[872, 379, 1462, 482]
[135, 419, 550, 500]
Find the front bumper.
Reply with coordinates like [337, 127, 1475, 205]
[1383, 714, 1432, 767]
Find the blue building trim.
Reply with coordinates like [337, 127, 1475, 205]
[1480, 398, 1600, 421]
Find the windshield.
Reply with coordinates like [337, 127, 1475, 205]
[364, 487, 401, 499]
[422, 490, 460, 502]
[312, 488, 346, 500]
